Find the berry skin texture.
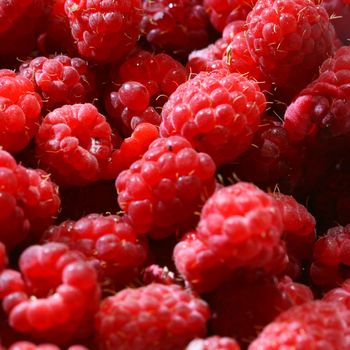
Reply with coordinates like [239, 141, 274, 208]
[116, 136, 216, 237]
[0, 70, 42, 154]
[248, 300, 350, 350]
[64, 0, 142, 63]
[19, 55, 95, 111]
[95, 283, 210, 350]
[310, 224, 350, 288]
[196, 182, 283, 269]
[42, 214, 149, 290]
[246, 0, 336, 97]
[141, 0, 209, 57]
[8, 342, 88, 350]
[186, 336, 241, 350]
[0, 242, 7, 271]
[284, 46, 350, 143]
[0, 243, 100, 344]
[36, 103, 114, 186]
[173, 231, 233, 293]
[160, 68, 266, 166]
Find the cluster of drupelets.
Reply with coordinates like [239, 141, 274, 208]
[0, 0, 350, 349]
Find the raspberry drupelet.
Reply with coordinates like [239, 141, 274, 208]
[0, 70, 42, 154]
[42, 214, 149, 290]
[36, 103, 114, 186]
[196, 182, 283, 269]
[7, 342, 88, 350]
[248, 300, 350, 350]
[0, 150, 60, 250]
[310, 224, 350, 289]
[186, 336, 241, 350]
[0, 243, 100, 344]
[64, 0, 142, 63]
[245, 0, 336, 99]
[116, 136, 216, 237]
[210, 275, 313, 347]
[140, 0, 210, 57]
[173, 231, 233, 293]
[105, 50, 187, 136]
[19, 55, 95, 111]
[204, 0, 256, 32]
[95, 283, 210, 350]
[284, 46, 350, 144]
[0, 243, 7, 271]
[160, 68, 266, 166]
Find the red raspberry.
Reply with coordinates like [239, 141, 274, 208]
[271, 192, 316, 261]
[322, 0, 350, 44]
[0, 243, 7, 271]
[248, 300, 350, 350]
[245, 0, 336, 98]
[310, 225, 350, 289]
[186, 336, 241, 350]
[141, 0, 209, 57]
[160, 68, 266, 165]
[0, 243, 100, 344]
[116, 136, 216, 237]
[196, 182, 283, 269]
[106, 51, 187, 136]
[210, 275, 313, 347]
[204, 0, 256, 32]
[95, 283, 210, 350]
[104, 123, 159, 179]
[174, 231, 233, 293]
[64, 0, 142, 63]
[284, 46, 350, 143]
[7, 342, 88, 350]
[142, 264, 177, 286]
[35, 104, 114, 186]
[187, 21, 244, 74]
[0, 70, 42, 154]
[323, 278, 350, 306]
[0, 0, 51, 64]
[224, 115, 303, 193]
[42, 214, 149, 290]
[37, 0, 77, 55]
[0, 150, 60, 250]
[19, 55, 95, 111]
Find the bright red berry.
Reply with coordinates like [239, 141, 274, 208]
[116, 136, 216, 237]
[95, 283, 210, 350]
[64, 0, 142, 63]
[160, 68, 266, 165]
[186, 336, 241, 350]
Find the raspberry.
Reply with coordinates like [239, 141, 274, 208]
[19, 55, 95, 111]
[187, 21, 244, 74]
[42, 214, 149, 290]
[0, 243, 7, 271]
[142, 264, 177, 286]
[35, 103, 114, 186]
[64, 0, 142, 63]
[271, 192, 316, 261]
[174, 231, 233, 293]
[204, 0, 256, 32]
[116, 136, 216, 237]
[0, 243, 100, 344]
[248, 300, 350, 350]
[210, 275, 313, 346]
[141, 0, 209, 57]
[186, 337, 241, 350]
[7, 342, 88, 350]
[323, 278, 350, 305]
[245, 0, 336, 98]
[0, 0, 51, 64]
[224, 115, 303, 192]
[0, 70, 42, 154]
[310, 224, 350, 288]
[0, 150, 60, 250]
[160, 68, 266, 165]
[284, 46, 350, 143]
[322, 0, 350, 44]
[196, 182, 283, 268]
[106, 51, 187, 136]
[95, 283, 210, 350]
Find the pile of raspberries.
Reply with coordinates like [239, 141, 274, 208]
[1, 0, 350, 349]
